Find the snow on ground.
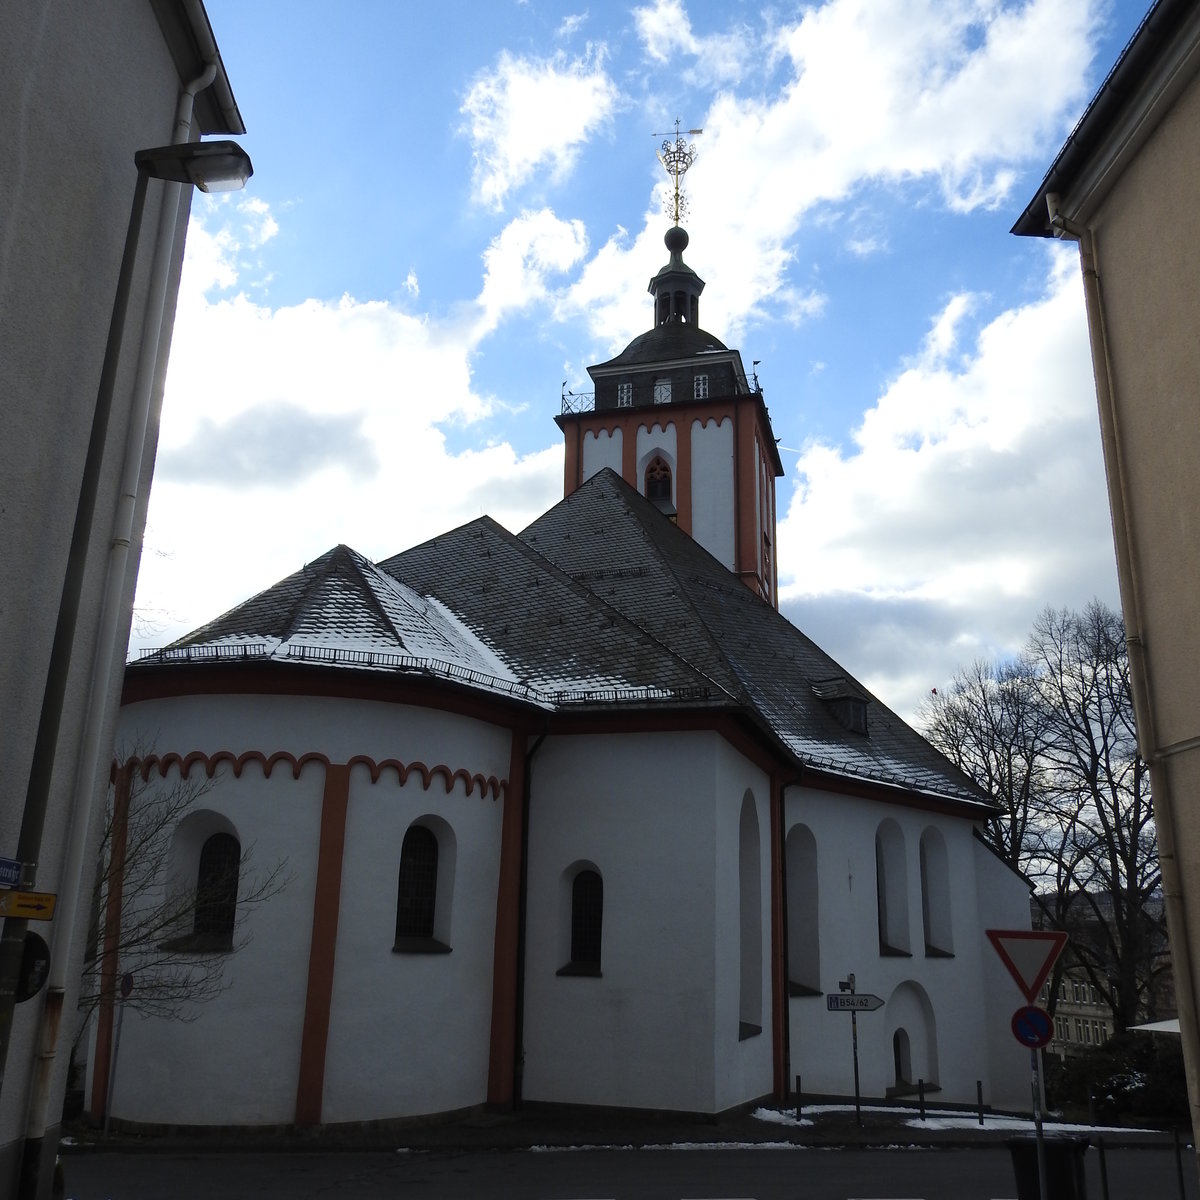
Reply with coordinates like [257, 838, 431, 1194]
[752, 1104, 1145, 1134]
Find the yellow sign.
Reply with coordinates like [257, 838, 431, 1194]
[0, 890, 56, 921]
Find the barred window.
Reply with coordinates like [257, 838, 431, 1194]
[396, 826, 438, 941]
[617, 382, 633, 407]
[694, 373, 709, 399]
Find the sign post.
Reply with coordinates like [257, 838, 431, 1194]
[826, 974, 885, 1127]
[104, 972, 135, 1138]
[987, 929, 1069, 1200]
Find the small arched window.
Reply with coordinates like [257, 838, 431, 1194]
[194, 832, 239, 948]
[558, 866, 603, 976]
[395, 825, 442, 950]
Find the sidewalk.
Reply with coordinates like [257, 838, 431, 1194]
[60, 1102, 1188, 1156]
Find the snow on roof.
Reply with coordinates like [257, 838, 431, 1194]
[132, 475, 988, 808]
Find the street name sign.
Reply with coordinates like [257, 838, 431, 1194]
[986, 929, 1068, 1003]
[0, 857, 22, 889]
[827, 993, 884, 1012]
[0, 890, 57, 921]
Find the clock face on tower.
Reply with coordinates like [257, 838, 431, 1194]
[653, 378, 672, 405]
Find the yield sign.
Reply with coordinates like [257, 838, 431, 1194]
[986, 929, 1068, 1004]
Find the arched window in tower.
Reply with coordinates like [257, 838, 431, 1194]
[645, 456, 673, 506]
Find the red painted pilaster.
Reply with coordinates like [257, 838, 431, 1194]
[487, 732, 526, 1106]
[295, 762, 351, 1126]
[621, 418, 638, 488]
[770, 773, 788, 1101]
[677, 416, 693, 533]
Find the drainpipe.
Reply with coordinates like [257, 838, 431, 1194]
[16, 60, 217, 1200]
[1048, 194, 1200, 1164]
[513, 733, 546, 1105]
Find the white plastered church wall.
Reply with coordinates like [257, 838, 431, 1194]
[710, 738, 774, 1112]
[321, 753, 506, 1122]
[582, 427, 622, 481]
[783, 787, 1030, 1108]
[521, 731, 742, 1113]
[105, 693, 511, 1125]
[690, 417, 735, 568]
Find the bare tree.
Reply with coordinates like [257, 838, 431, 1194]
[1028, 603, 1164, 1033]
[919, 655, 1051, 872]
[82, 755, 289, 1029]
[922, 601, 1167, 1034]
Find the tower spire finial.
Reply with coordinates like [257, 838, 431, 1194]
[654, 119, 702, 226]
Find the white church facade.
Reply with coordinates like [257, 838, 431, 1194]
[88, 225, 1032, 1130]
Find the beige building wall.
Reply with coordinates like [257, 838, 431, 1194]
[0, 2, 243, 1192]
[1014, 0, 1200, 1165]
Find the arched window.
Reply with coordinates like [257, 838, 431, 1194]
[739, 791, 762, 1039]
[876, 819, 911, 956]
[395, 825, 444, 951]
[558, 865, 603, 976]
[919, 827, 953, 956]
[645, 456, 672, 503]
[785, 824, 821, 996]
[194, 832, 239, 948]
[161, 822, 240, 954]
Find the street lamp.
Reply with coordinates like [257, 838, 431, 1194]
[0, 136, 253, 1154]
[134, 139, 253, 192]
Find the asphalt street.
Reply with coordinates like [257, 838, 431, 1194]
[62, 1143, 1200, 1200]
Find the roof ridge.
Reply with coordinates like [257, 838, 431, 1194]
[585, 473, 754, 703]
[394, 506, 741, 703]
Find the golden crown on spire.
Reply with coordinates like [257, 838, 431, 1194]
[654, 119, 702, 226]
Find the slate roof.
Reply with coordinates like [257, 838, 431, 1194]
[133, 471, 987, 808]
[521, 471, 988, 807]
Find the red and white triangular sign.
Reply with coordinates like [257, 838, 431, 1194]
[986, 929, 1068, 1003]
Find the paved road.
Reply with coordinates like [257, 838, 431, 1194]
[63, 1143, 1199, 1200]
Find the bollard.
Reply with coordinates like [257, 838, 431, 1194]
[795, 1074, 802, 1121]
[1088, 1087, 1096, 1127]
[977, 1079, 984, 1126]
[1097, 1134, 1110, 1200]
[918, 1079, 925, 1120]
[1175, 1127, 1187, 1200]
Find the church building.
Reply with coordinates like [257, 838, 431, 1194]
[87, 214, 1032, 1131]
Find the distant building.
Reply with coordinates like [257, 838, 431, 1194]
[0, 2, 243, 1192]
[91, 225, 1034, 1132]
[1013, 0, 1200, 1142]
[1032, 893, 1175, 1058]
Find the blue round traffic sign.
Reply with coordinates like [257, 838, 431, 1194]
[1011, 1005, 1053, 1049]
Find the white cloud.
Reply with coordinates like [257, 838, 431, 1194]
[634, 0, 754, 84]
[776, 247, 1120, 720]
[557, 12, 588, 39]
[564, 0, 1103, 350]
[461, 47, 619, 211]
[136, 201, 563, 655]
[475, 209, 588, 338]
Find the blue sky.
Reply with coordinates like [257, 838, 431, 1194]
[135, 0, 1151, 720]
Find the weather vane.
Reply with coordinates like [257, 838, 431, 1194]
[654, 119, 702, 226]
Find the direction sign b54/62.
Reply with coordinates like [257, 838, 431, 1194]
[827, 993, 884, 1012]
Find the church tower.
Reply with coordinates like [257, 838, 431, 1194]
[556, 131, 784, 606]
